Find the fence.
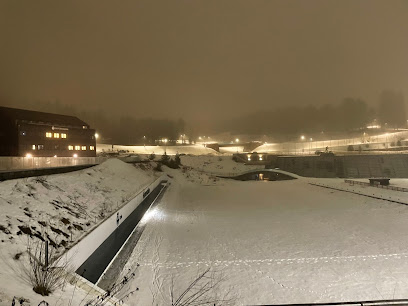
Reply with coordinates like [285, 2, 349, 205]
[0, 156, 108, 171]
[344, 179, 408, 192]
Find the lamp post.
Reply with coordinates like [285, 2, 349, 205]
[163, 138, 168, 154]
[300, 135, 305, 155]
[143, 135, 146, 148]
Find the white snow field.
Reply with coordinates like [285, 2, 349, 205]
[117, 168, 408, 305]
[0, 159, 157, 305]
[180, 155, 263, 175]
[97, 144, 219, 155]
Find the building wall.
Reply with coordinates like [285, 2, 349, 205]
[0, 117, 18, 156]
[16, 122, 96, 157]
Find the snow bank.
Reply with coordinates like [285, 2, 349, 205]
[97, 144, 219, 155]
[0, 158, 156, 305]
[180, 155, 264, 175]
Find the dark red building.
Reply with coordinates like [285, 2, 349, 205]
[0, 106, 96, 157]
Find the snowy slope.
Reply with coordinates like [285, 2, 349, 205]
[97, 144, 219, 155]
[180, 155, 263, 175]
[0, 159, 156, 305]
[117, 168, 408, 305]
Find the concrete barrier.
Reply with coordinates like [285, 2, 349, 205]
[0, 164, 97, 181]
[0, 156, 107, 171]
[59, 174, 167, 271]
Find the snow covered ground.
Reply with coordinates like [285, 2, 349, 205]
[97, 144, 219, 156]
[0, 159, 157, 305]
[116, 166, 408, 305]
[3, 155, 408, 305]
[180, 155, 263, 176]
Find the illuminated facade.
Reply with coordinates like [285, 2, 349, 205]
[0, 106, 96, 157]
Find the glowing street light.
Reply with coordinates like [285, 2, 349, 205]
[163, 138, 168, 154]
[235, 138, 239, 143]
[25, 153, 32, 158]
[299, 135, 305, 154]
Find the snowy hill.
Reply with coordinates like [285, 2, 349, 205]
[0, 159, 156, 305]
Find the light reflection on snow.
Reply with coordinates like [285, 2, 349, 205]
[141, 207, 166, 223]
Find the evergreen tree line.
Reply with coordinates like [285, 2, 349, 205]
[17, 89, 407, 144]
[217, 90, 407, 137]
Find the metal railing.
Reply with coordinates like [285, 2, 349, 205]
[344, 179, 408, 192]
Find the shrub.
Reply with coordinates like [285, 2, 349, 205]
[154, 163, 163, 172]
[174, 154, 181, 166]
[161, 153, 170, 163]
[347, 145, 354, 151]
[21, 240, 69, 296]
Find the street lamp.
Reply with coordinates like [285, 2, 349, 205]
[163, 138, 168, 154]
[300, 135, 305, 154]
[143, 135, 146, 147]
[309, 138, 313, 154]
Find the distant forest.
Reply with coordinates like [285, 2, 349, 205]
[217, 90, 407, 138]
[10, 89, 407, 144]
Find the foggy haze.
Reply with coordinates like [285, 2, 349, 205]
[1, 0, 407, 135]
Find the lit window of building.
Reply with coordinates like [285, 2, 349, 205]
[46, 132, 52, 138]
[81, 146, 87, 150]
[32, 145, 36, 150]
[54, 133, 60, 138]
[68, 145, 74, 150]
[61, 133, 67, 138]
[90, 146, 95, 150]
[38, 145, 44, 150]
[75, 145, 80, 150]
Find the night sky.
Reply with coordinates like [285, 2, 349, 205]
[1, 0, 407, 128]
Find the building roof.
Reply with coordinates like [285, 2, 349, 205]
[0, 106, 89, 128]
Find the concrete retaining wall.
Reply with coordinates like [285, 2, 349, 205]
[0, 156, 107, 171]
[274, 154, 408, 178]
[0, 164, 97, 181]
[59, 174, 167, 271]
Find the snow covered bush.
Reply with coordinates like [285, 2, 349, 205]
[21, 239, 70, 296]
